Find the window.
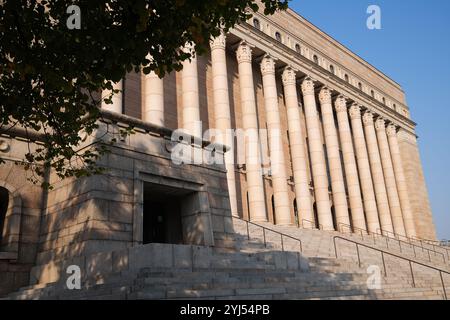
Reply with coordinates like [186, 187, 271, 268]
[329, 65, 335, 74]
[358, 82, 363, 91]
[313, 55, 319, 64]
[382, 97, 386, 105]
[295, 43, 301, 53]
[393, 103, 397, 110]
[344, 74, 349, 82]
[0, 187, 8, 243]
[275, 31, 282, 42]
[371, 90, 375, 98]
[253, 18, 260, 30]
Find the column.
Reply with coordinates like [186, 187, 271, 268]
[363, 111, 394, 235]
[182, 43, 202, 138]
[319, 87, 350, 228]
[260, 55, 291, 225]
[301, 78, 333, 231]
[210, 33, 238, 217]
[282, 67, 314, 224]
[334, 96, 367, 231]
[349, 104, 380, 233]
[376, 118, 406, 237]
[101, 80, 123, 113]
[236, 41, 267, 222]
[142, 60, 164, 126]
[387, 124, 417, 238]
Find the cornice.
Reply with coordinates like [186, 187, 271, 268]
[244, 13, 409, 110]
[230, 24, 416, 135]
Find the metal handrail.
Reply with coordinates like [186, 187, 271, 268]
[301, 219, 323, 230]
[333, 236, 448, 300]
[375, 228, 447, 264]
[338, 222, 446, 264]
[377, 230, 450, 260]
[440, 240, 450, 247]
[338, 223, 368, 240]
[377, 228, 410, 242]
[411, 237, 450, 260]
[233, 216, 302, 253]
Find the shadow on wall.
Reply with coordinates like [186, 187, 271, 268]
[7, 241, 429, 300]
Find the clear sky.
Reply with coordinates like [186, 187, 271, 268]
[288, 0, 450, 240]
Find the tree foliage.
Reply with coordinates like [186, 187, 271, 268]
[0, 0, 288, 187]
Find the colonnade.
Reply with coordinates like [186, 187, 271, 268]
[101, 35, 417, 239]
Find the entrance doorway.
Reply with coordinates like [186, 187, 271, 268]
[143, 182, 188, 245]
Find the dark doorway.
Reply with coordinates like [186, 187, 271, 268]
[313, 203, 319, 229]
[331, 206, 337, 231]
[293, 199, 299, 227]
[0, 187, 9, 243]
[271, 195, 276, 224]
[143, 202, 167, 244]
[143, 182, 188, 245]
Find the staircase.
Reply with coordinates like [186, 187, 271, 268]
[4, 218, 450, 300]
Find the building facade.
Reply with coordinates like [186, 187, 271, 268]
[0, 5, 436, 296]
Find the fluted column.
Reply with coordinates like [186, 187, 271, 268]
[210, 33, 238, 217]
[334, 96, 366, 231]
[236, 41, 267, 222]
[101, 80, 123, 113]
[142, 60, 164, 126]
[182, 43, 202, 138]
[282, 67, 314, 224]
[387, 124, 417, 238]
[376, 118, 406, 236]
[319, 88, 350, 228]
[301, 78, 333, 231]
[349, 104, 380, 233]
[260, 55, 291, 225]
[363, 111, 394, 234]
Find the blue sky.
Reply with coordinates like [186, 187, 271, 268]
[288, 0, 450, 239]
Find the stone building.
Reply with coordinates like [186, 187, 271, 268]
[0, 5, 437, 297]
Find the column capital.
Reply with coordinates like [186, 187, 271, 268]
[236, 41, 252, 63]
[260, 55, 276, 76]
[362, 111, 374, 127]
[301, 77, 315, 95]
[349, 103, 362, 120]
[282, 67, 297, 86]
[334, 95, 348, 113]
[209, 32, 226, 50]
[318, 87, 332, 105]
[386, 124, 398, 137]
[375, 118, 386, 131]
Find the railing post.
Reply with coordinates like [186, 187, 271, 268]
[381, 252, 387, 276]
[428, 250, 431, 262]
[334, 237, 338, 259]
[356, 244, 361, 268]
[386, 237, 389, 249]
[440, 271, 448, 300]
[263, 228, 266, 248]
[281, 234, 284, 252]
[410, 261, 415, 288]
[246, 221, 250, 240]
[413, 245, 416, 258]
[399, 240, 402, 253]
